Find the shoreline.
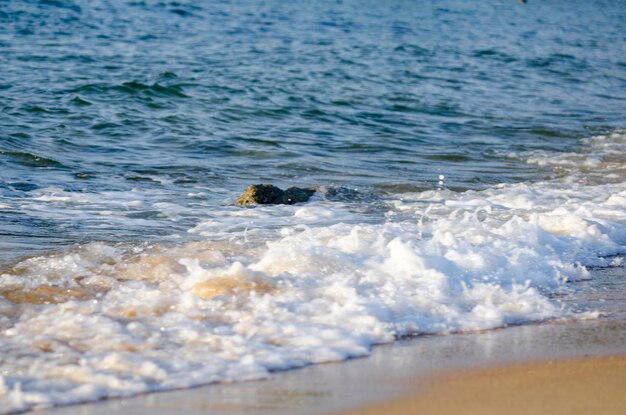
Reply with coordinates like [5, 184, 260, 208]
[34, 316, 626, 415]
[333, 354, 626, 415]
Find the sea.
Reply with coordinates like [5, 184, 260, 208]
[1, 0, 625, 413]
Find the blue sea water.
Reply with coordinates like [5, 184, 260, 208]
[0, 1, 625, 413]
[1, 0, 625, 256]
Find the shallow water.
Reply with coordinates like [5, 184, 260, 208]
[1, 0, 625, 413]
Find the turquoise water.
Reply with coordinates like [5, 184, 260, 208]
[0, 1, 625, 413]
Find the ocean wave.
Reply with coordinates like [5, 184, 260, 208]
[1, 147, 624, 412]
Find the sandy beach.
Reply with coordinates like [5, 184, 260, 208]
[334, 355, 626, 415]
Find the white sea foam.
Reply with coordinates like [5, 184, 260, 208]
[508, 130, 626, 184]
[0, 132, 625, 413]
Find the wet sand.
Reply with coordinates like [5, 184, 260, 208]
[35, 316, 626, 415]
[334, 354, 626, 415]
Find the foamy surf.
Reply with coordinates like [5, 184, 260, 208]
[1, 132, 625, 414]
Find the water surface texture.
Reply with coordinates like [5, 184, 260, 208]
[1, 0, 625, 413]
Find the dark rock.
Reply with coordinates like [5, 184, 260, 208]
[235, 184, 315, 206]
[282, 187, 316, 204]
[235, 184, 284, 205]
